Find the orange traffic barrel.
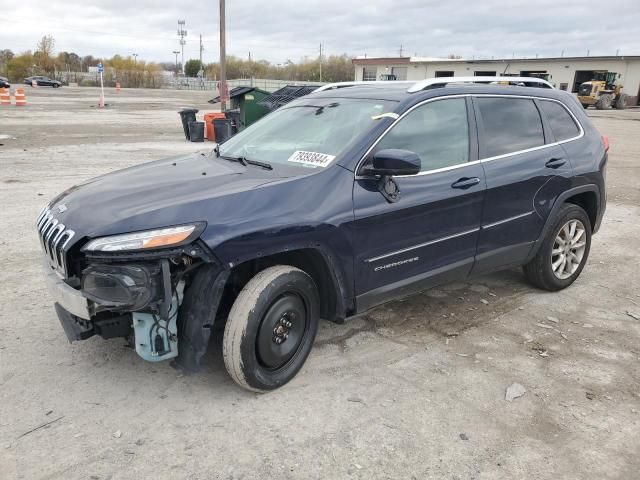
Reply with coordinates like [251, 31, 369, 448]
[15, 88, 27, 106]
[203, 112, 227, 141]
[0, 88, 10, 105]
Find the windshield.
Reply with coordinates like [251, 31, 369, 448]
[218, 98, 396, 170]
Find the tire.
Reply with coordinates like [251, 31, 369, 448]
[581, 103, 590, 109]
[523, 204, 592, 291]
[222, 265, 320, 392]
[614, 94, 627, 110]
[595, 94, 611, 110]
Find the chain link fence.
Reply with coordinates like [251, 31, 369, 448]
[53, 71, 325, 92]
[166, 77, 324, 93]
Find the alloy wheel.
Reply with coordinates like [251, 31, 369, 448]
[551, 219, 587, 280]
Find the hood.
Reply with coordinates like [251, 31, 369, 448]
[47, 151, 284, 240]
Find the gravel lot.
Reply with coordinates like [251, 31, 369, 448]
[1, 86, 639, 480]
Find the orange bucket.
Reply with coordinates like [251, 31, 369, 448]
[203, 112, 226, 141]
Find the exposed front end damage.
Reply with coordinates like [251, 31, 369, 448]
[45, 239, 228, 373]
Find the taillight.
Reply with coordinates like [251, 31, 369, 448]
[602, 135, 610, 152]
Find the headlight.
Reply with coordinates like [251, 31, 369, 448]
[82, 224, 203, 252]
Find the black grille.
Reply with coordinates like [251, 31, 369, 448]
[36, 207, 75, 276]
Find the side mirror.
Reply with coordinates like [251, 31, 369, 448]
[364, 149, 421, 176]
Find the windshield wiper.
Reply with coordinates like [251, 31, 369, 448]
[219, 154, 247, 166]
[219, 154, 272, 170]
[245, 158, 273, 170]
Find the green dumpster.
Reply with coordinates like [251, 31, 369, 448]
[208, 86, 272, 131]
[227, 87, 271, 130]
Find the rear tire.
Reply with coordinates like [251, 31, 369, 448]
[523, 204, 592, 291]
[614, 93, 627, 110]
[222, 265, 320, 392]
[595, 94, 611, 110]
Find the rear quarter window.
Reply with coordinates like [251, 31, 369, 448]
[539, 100, 581, 142]
[476, 97, 544, 158]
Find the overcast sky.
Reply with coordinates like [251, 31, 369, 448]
[1, 0, 639, 64]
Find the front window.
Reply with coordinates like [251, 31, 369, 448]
[218, 98, 396, 170]
[371, 98, 470, 173]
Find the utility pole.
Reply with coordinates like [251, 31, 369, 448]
[177, 20, 187, 73]
[219, 0, 227, 111]
[319, 43, 323, 82]
[399, 44, 403, 57]
[172, 50, 180, 77]
[199, 34, 204, 66]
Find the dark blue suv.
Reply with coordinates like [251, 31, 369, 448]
[37, 77, 607, 391]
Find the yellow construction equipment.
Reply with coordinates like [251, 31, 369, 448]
[577, 72, 628, 110]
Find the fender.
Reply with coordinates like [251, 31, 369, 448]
[173, 263, 229, 373]
[213, 229, 354, 322]
[525, 184, 600, 263]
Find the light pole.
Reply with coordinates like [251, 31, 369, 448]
[219, 0, 227, 111]
[172, 50, 180, 77]
[178, 20, 187, 73]
[132, 53, 138, 64]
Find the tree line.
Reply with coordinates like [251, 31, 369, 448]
[0, 35, 355, 86]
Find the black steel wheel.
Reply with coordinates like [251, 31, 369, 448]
[223, 265, 320, 392]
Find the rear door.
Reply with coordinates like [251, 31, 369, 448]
[472, 95, 575, 274]
[350, 97, 486, 311]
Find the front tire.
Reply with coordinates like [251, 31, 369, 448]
[523, 204, 592, 291]
[223, 265, 320, 392]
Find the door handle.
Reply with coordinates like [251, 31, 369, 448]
[545, 158, 566, 169]
[451, 177, 481, 189]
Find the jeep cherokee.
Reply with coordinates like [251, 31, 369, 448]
[37, 77, 607, 392]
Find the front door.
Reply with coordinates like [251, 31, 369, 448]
[349, 97, 486, 312]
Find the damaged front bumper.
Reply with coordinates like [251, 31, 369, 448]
[44, 247, 229, 373]
[43, 259, 92, 319]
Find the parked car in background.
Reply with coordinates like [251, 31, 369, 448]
[0, 76, 10, 88]
[24, 76, 62, 87]
[36, 76, 607, 392]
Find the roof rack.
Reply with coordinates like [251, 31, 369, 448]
[407, 76, 554, 92]
[312, 76, 554, 94]
[314, 81, 414, 92]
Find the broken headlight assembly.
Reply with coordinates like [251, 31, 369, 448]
[81, 223, 204, 252]
[81, 263, 163, 311]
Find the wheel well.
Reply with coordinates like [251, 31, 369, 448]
[564, 191, 598, 231]
[221, 249, 342, 322]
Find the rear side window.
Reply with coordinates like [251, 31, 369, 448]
[375, 98, 469, 172]
[476, 97, 544, 158]
[539, 100, 581, 141]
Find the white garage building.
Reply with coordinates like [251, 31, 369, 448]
[352, 55, 640, 105]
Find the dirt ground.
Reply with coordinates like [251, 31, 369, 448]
[1, 86, 639, 480]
